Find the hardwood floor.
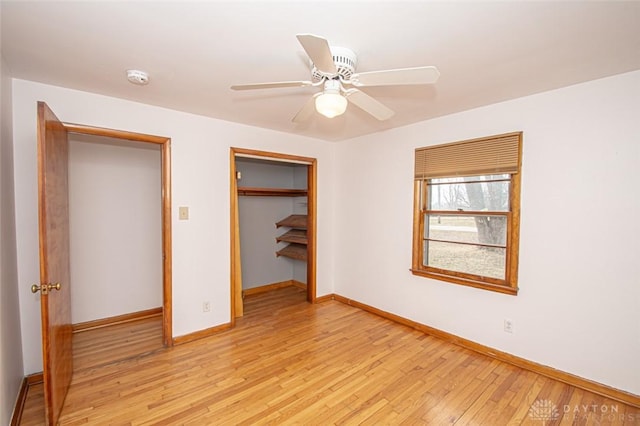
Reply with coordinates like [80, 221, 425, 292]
[72, 315, 164, 372]
[20, 287, 638, 425]
[19, 316, 164, 425]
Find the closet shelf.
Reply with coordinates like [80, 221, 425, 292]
[276, 243, 307, 261]
[238, 187, 307, 197]
[276, 229, 307, 245]
[275, 214, 308, 229]
[275, 214, 308, 261]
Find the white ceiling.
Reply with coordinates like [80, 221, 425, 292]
[2, 1, 639, 142]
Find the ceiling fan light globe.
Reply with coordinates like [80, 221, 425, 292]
[315, 93, 347, 118]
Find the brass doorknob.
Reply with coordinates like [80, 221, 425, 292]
[31, 283, 61, 294]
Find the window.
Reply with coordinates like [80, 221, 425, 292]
[411, 132, 522, 295]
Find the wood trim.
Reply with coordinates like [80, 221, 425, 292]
[241, 281, 307, 298]
[161, 139, 173, 346]
[306, 158, 317, 304]
[230, 149, 242, 320]
[10, 373, 44, 426]
[232, 147, 316, 165]
[10, 378, 28, 426]
[61, 122, 173, 346]
[424, 237, 506, 250]
[172, 322, 232, 346]
[314, 294, 335, 303]
[332, 294, 640, 408]
[72, 307, 163, 333]
[508, 162, 523, 290]
[237, 187, 307, 197]
[27, 372, 44, 385]
[426, 209, 509, 216]
[410, 268, 518, 296]
[291, 280, 307, 290]
[411, 180, 422, 271]
[63, 123, 168, 144]
[242, 280, 298, 297]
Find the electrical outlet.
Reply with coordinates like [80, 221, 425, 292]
[203, 301, 210, 312]
[504, 318, 514, 334]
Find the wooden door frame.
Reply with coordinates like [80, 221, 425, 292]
[62, 123, 173, 346]
[230, 147, 317, 323]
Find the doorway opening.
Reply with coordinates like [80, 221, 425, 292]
[64, 123, 173, 345]
[230, 148, 317, 321]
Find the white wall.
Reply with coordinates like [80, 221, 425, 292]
[334, 70, 640, 395]
[0, 52, 24, 423]
[12, 79, 336, 374]
[68, 135, 162, 323]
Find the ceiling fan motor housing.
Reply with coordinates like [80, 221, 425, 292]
[311, 46, 357, 82]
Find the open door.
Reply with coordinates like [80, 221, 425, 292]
[35, 101, 73, 425]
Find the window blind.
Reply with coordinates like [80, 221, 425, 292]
[415, 132, 522, 179]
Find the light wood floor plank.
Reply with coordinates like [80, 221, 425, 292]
[19, 286, 639, 425]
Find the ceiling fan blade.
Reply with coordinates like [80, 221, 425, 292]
[296, 34, 337, 75]
[350, 66, 440, 87]
[344, 89, 395, 121]
[292, 94, 320, 123]
[230, 81, 313, 91]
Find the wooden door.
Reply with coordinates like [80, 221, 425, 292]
[36, 101, 73, 425]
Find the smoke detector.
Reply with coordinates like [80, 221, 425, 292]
[126, 69, 149, 85]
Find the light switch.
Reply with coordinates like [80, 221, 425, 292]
[179, 206, 189, 220]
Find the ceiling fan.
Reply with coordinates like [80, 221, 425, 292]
[230, 34, 440, 122]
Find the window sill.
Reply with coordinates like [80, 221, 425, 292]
[410, 269, 518, 296]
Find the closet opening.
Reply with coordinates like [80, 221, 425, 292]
[230, 148, 317, 320]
